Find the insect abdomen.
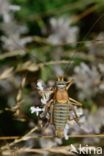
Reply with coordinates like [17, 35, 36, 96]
[53, 103, 69, 137]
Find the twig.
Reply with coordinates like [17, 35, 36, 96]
[0, 67, 14, 80]
[65, 51, 104, 63]
[28, 1, 84, 20]
[16, 60, 73, 72]
[30, 36, 104, 47]
[2, 146, 75, 156]
[1, 127, 38, 151]
[1, 133, 104, 141]
[0, 50, 26, 60]
[0, 60, 71, 79]
[11, 75, 27, 119]
[72, 5, 98, 24]
[39, 60, 73, 68]
[0, 39, 104, 62]
[0, 136, 19, 140]
[28, 2, 98, 22]
[15, 146, 75, 155]
[1, 133, 104, 150]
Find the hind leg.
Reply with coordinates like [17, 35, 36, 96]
[64, 123, 70, 140]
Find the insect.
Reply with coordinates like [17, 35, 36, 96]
[33, 77, 82, 138]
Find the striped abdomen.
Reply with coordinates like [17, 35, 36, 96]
[53, 103, 69, 137]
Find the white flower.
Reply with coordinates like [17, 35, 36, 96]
[74, 107, 83, 116]
[47, 16, 79, 46]
[9, 5, 21, 11]
[37, 80, 45, 91]
[74, 63, 101, 99]
[30, 106, 44, 116]
[41, 92, 51, 104]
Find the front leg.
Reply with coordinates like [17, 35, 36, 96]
[66, 79, 73, 90]
[50, 104, 54, 124]
[40, 99, 53, 118]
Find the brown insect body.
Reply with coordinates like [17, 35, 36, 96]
[39, 77, 82, 138]
[52, 79, 70, 137]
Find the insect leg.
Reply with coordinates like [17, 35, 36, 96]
[69, 97, 82, 106]
[50, 104, 54, 124]
[66, 79, 73, 90]
[69, 104, 80, 126]
[64, 123, 70, 140]
[40, 99, 53, 118]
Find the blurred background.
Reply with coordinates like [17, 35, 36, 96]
[0, 0, 104, 155]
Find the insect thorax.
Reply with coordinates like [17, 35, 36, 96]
[54, 88, 69, 104]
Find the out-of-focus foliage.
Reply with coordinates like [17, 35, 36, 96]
[0, 0, 104, 155]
